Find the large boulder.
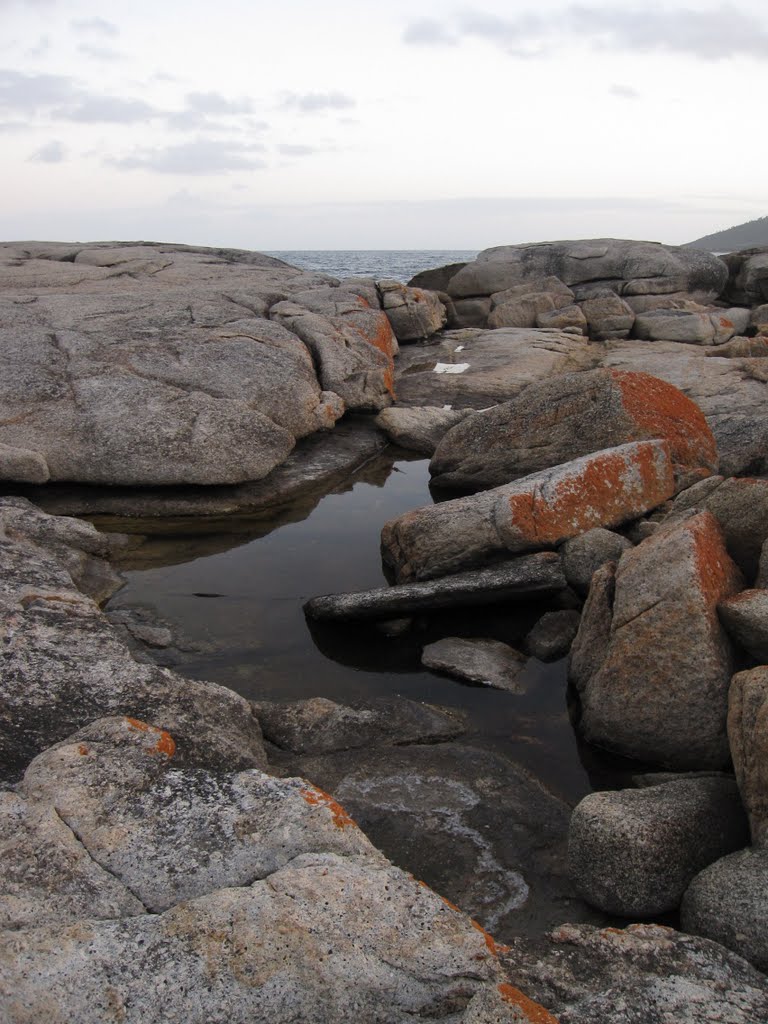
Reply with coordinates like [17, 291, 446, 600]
[728, 667, 768, 845]
[634, 307, 747, 345]
[501, 922, 768, 1023]
[578, 289, 635, 340]
[383, 441, 676, 583]
[721, 247, 768, 306]
[378, 280, 447, 340]
[718, 590, 768, 661]
[0, 241, 398, 486]
[429, 369, 718, 492]
[569, 511, 743, 769]
[443, 239, 727, 308]
[682, 847, 768, 973]
[568, 778, 749, 916]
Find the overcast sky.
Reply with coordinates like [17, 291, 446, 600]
[1, 0, 766, 248]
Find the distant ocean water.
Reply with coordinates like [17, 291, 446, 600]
[264, 250, 479, 283]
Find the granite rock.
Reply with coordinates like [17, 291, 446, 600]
[421, 637, 528, 693]
[561, 528, 633, 595]
[375, 405, 471, 455]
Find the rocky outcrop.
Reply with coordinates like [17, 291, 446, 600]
[429, 370, 717, 492]
[0, 242, 401, 486]
[569, 511, 743, 769]
[383, 441, 675, 583]
[502, 923, 768, 1023]
[568, 778, 749, 916]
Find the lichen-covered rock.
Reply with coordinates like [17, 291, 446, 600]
[570, 511, 743, 769]
[429, 369, 717, 492]
[374, 406, 470, 455]
[383, 441, 675, 583]
[501, 922, 768, 1024]
[568, 778, 749, 916]
[378, 280, 447, 340]
[728, 667, 768, 846]
[718, 590, 768, 662]
[421, 637, 527, 693]
[682, 847, 768, 974]
[525, 610, 581, 662]
[561, 528, 633, 595]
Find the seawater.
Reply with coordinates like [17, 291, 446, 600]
[263, 250, 479, 282]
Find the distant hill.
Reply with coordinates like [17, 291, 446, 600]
[686, 215, 768, 252]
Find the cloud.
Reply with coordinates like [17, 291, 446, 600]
[282, 91, 355, 113]
[77, 43, 127, 61]
[0, 69, 80, 114]
[405, 5, 768, 62]
[402, 18, 457, 46]
[57, 97, 159, 123]
[185, 91, 254, 115]
[610, 83, 640, 99]
[26, 34, 50, 58]
[29, 138, 66, 163]
[277, 143, 317, 157]
[70, 17, 119, 37]
[108, 138, 268, 175]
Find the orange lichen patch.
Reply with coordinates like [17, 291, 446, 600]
[609, 369, 717, 471]
[472, 919, 510, 957]
[505, 444, 673, 547]
[498, 984, 560, 1023]
[300, 786, 356, 830]
[689, 512, 742, 606]
[345, 310, 397, 397]
[19, 592, 85, 608]
[719, 317, 734, 329]
[417, 880, 463, 914]
[77, 744, 89, 756]
[124, 717, 176, 759]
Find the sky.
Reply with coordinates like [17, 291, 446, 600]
[1, 0, 767, 249]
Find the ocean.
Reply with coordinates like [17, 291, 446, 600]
[264, 250, 479, 283]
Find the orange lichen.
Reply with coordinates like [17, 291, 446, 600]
[77, 744, 89, 756]
[300, 786, 356, 829]
[609, 369, 717, 470]
[719, 317, 734, 329]
[497, 984, 560, 1023]
[345, 310, 397, 398]
[505, 444, 673, 545]
[124, 717, 176, 759]
[689, 512, 742, 606]
[472, 919, 511, 957]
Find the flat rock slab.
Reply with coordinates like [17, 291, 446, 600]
[429, 369, 717, 492]
[383, 440, 675, 583]
[501, 922, 768, 1024]
[304, 553, 566, 620]
[421, 637, 528, 693]
[570, 510, 743, 769]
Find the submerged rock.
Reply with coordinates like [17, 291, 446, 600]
[568, 778, 749, 916]
[383, 441, 675, 583]
[421, 637, 527, 693]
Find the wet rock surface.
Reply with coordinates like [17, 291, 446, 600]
[421, 637, 528, 693]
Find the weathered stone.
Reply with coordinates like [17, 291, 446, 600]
[525, 610, 581, 662]
[0, 443, 49, 483]
[408, 262, 469, 294]
[709, 334, 768, 358]
[758, 538, 768, 587]
[393, 327, 592, 409]
[721, 247, 768, 306]
[304, 554, 567, 621]
[561, 528, 633, 595]
[568, 778, 749, 916]
[488, 292, 565, 330]
[378, 280, 447, 340]
[535, 304, 588, 333]
[570, 511, 743, 769]
[421, 637, 527, 693]
[383, 441, 675, 583]
[752, 303, 768, 330]
[449, 297, 492, 328]
[666, 475, 768, 575]
[634, 308, 745, 345]
[578, 289, 635, 340]
[728, 667, 768, 846]
[718, 590, 768, 661]
[682, 847, 768, 973]
[251, 696, 464, 754]
[429, 369, 717, 492]
[374, 406, 471, 455]
[501, 922, 768, 1024]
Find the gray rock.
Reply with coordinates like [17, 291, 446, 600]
[0, 442, 49, 483]
[251, 696, 464, 754]
[449, 297, 493, 328]
[488, 292, 566, 330]
[758, 538, 768, 587]
[421, 637, 527, 693]
[633, 307, 747, 345]
[562, 528, 633, 595]
[568, 778, 749, 916]
[728, 667, 768, 846]
[578, 289, 635, 340]
[383, 441, 675, 583]
[752, 303, 768, 330]
[393, 327, 592, 409]
[304, 554, 567, 621]
[526, 610, 581, 662]
[706, 333, 768, 358]
[378, 279, 447, 340]
[536, 304, 588, 333]
[408, 262, 469, 294]
[570, 511, 743, 769]
[718, 590, 768, 661]
[501, 922, 768, 1024]
[429, 369, 717, 492]
[682, 846, 768, 973]
[721, 247, 768, 306]
[374, 406, 471, 455]
[600, 339, 768, 477]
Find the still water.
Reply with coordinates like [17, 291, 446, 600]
[106, 448, 626, 806]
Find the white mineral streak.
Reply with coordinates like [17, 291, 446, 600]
[433, 363, 470, 374]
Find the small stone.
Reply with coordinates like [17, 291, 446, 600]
[421, 637, 527, 692]
[525, 610, 581, 661]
